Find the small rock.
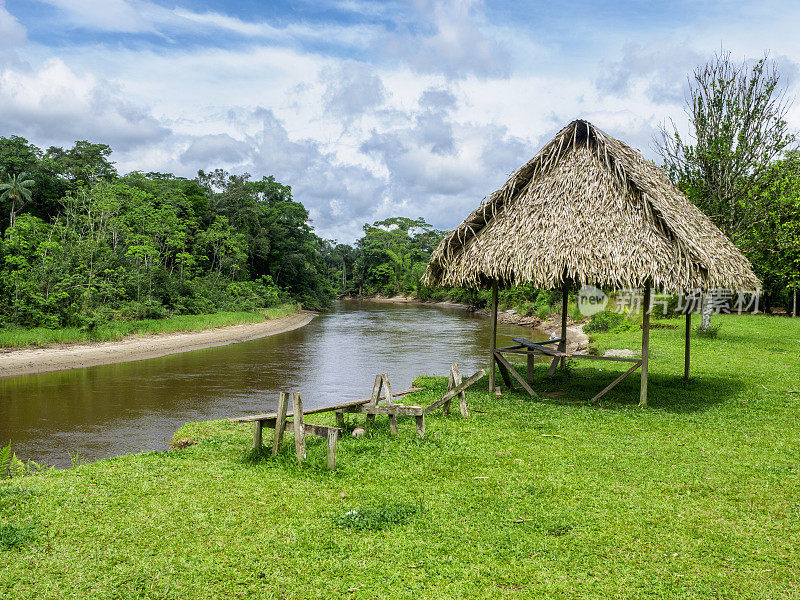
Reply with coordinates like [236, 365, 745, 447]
[171, 437, 197, 450]
[604, 348, 636, 358]
[352, 427, 365, 438]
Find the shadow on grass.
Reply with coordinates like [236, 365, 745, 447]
[484, 364, 745, 414]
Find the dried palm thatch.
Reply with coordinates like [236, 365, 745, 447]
[424, 120, 760, 292]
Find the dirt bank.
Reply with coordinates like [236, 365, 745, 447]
[0, 311, 317, 378]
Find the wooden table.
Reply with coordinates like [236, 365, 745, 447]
[494, 337, 643, 402]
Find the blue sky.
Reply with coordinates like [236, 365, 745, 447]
[1, 0, 799, 241]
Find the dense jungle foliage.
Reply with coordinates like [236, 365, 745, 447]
[1, 127, 798, 333]
[0, 136, 334, 328]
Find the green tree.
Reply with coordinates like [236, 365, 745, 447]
[742, 154, 800, 312]
[658, 51, 797, 326]
[0, 136, 69, 227]
[0, 172, 35, 230]
[46, 141, 117, 186]
[353, 217, 443, 296]
[658, 52, 796, 242]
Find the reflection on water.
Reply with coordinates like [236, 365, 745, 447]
[0, 300, 544, 467]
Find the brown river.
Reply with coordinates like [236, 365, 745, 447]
[0, 300, 544, 468]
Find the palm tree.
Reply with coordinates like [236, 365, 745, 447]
[0, 172, 35, 230]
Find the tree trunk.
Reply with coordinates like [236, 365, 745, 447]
[700, 292, 712, 330]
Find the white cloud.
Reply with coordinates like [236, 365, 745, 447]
[596, 42, 703, 105]
[38, 0, 157, 34]
[385, 0, 510, 78]
[0, 58, 169, 149]
[8, 1, 800, 242]
[322, 62, 386, 126]
[36, 0, 381, 50]
[180, 133, 249, 166]
[0, 0, 26, 52]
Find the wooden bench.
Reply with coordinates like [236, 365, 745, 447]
[335, 365, 485, 438]
[231, 392, 351, 469]
[231, 365, 485, 466]
[231, 386, 425, 467]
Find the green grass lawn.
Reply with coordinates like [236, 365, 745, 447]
[0, 304, 299, 349]
[1, 314, 799, 598]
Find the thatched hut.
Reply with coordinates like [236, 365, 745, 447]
[423, 119, 760, 406]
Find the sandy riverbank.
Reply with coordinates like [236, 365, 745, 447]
[346, 294, 473, 311]
[0, 311, 317, 378]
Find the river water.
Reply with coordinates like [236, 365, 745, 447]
[0, 300, 544, 468]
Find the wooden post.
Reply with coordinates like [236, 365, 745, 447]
[383, 374, 398, 436]
[326, 429, 338, 470]
[452, 364, 469, 418]
[272, 392, 289, 456]
[415, 415, 425, 438]
[684, 311, 691, 381]
[526, 352, 535, 386]
[639, 286, 651, 408]
[444, 368, 453, 415]
[253, 420, 263, 450]
[793, 283, 797, 318]
[560, 280, 568, 369]
[489, 280, 499, 392]
[292, 392, 306, 462]
[366, 374, 381, 426]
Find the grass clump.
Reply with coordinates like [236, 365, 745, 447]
[696, 322, 722, 338]
[333, 502, 420, 531]
[0, 523, 36, 551]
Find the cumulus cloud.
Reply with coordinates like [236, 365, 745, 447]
[322, 62, 386, 125]
[596, 43, 703, 105]
[419, 87, 457, 111]
[0, 59, 170, 150]
[11, 0, 800, 244]
[385, 0, 510, 78]
[180, 133, 249, 166]
[220, 108, 387, 241]
[360, 102, 532, 219]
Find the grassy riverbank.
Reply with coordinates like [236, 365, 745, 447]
[0, 304, 299, 349]
[1, 314, 799, 598]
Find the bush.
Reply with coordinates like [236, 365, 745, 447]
[584, 311, 625, 333]
[570, 302, 584, 323]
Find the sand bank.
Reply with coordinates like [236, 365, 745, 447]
[0, 311, 316, 378]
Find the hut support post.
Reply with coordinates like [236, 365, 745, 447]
[489, 281, 499, 392]
[559, 281, 568, 369]
[639, 286, 651, 407]
[684, 311, 691, 380]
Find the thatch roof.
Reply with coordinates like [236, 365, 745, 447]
[424, 120, 760, 291]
